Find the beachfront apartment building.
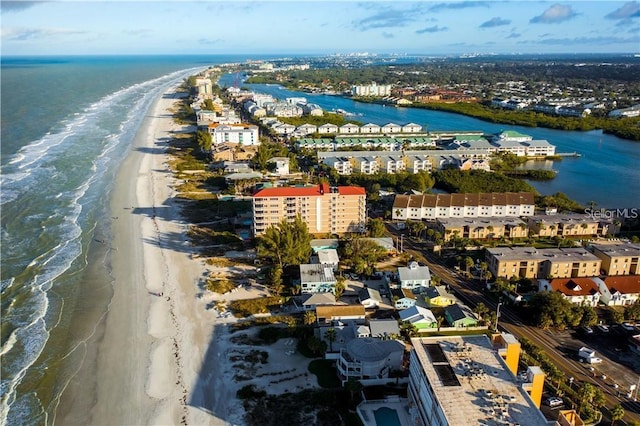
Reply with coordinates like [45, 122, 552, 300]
[392, 192, 535, 221]
[407, 334, 551, 426]
[208, 123, 259, 146]
[251, 183, 366, 236]
[589, 242, 640, 276]
[485, 247, 601, 280]
[351, 82, 392, 97]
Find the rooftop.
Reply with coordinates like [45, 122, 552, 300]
[253, 183, 365, 198]
[300, 263, 336, 283]
[591, 242, 640, 258]
[411, 335, 549, 426]
[604, 275, 640, 295]
[437, 217, 527, 228]
[487, 246, 600, 262]
[546, 278, 601, 297]
[393, 192, 535, 209]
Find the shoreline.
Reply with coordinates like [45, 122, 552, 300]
[55, 84, 237, 425]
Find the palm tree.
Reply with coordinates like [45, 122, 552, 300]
[436, 316, 445, 331]
[610, 404, 625, 425]
[325, 327, 337, 352]
[303, 311, 316, 326]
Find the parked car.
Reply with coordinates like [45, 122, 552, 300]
[544, 397, 563, 408]
[595, 324, 610, 333]
[579, 326, 594, 335]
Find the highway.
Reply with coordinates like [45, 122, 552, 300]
[390, 229, 640, 424]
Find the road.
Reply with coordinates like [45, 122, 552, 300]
[389, 229, 640, 424]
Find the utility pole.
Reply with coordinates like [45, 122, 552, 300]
[495, 302, 503, 332]
[400, 234, 404, 253]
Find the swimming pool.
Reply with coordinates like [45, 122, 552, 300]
[373, 407, 402, 426]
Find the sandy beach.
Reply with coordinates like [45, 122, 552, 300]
[56, 84, 240, 425]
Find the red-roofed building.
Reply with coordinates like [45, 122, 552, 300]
[537, 277, 602, 306]
[598, 275, 640, 306]
[252, 183, 366, 236]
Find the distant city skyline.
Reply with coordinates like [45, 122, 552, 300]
[1, 1, 639, 56]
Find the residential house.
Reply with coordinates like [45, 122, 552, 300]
[382, 123, 402, 134]
[317, 123, 339, 134]
[369, 319, 400, 339]
[298, 293, 341, 311]
[360, 123, 381, 134]
[311, 248, 340, 271]
[299, 263, 337, 294]
[359, 288, 383, 309]
[272, 123, 296, 136]
[402, 123, 423, 133]
[590, 243, 640, 276]
[391, 288, 417, 310]
[445, 304, 478, 327]
[399, 305, 438, 330]
[339, 123, 360, 134]
[295, 123, 318, 136]
[537, 277, 601, 307]
[316, 305, 366, 326]
[424, 286, 457, 307]
[398, 261, 432, 292]
[267, 157, 290, 175]
[597, 275, 640, 306]
[336, 337, 405, 382]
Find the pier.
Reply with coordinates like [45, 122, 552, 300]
[555, 152, 581, 157]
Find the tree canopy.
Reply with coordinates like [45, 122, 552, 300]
[339, 234, 387, 276]
[527, 291, 597, 329]
[256, 216, 312, 269]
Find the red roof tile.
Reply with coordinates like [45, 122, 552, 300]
[604, 276, 640, 295]
[253, 183, 364, 198]
[550, 278, 600, 296]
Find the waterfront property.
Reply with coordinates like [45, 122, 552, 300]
[486, 247, 601, 279]
[589, 242, 640, 276]
[251, 183, 366, 236]
[207, 123, 259, 146]
[392, 192, 535, 221]
[336, 337, 405, 383]
[407, 334, 551, 426]
[315, 305, 367, 326]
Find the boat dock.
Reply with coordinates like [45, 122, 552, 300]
[556, 152, 581, 157]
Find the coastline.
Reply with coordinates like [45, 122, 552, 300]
[55, 84, 238, 425]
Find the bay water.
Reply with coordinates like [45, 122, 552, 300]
[221, 76, 640, 209]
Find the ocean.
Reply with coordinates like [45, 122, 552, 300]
[0, 54, 273, 425]
[219, 75, 640, 209]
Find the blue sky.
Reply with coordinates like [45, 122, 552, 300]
[1, 1, 639, 56]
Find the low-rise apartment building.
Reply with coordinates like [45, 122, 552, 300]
[590, 242, 640, 276]
[436, 217, 529, 241]
[486, 247, 601, 279]
[252, 183, 366, 236]
[393, 192, 535, 221]
[208, 123, 259, 146]
[525, 214, 618, 238]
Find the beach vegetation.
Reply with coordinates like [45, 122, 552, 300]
[195, 130, 212, 152]
[205, 278, 235, 294]
[536, 192, 585, 212]
[308, 359, 341, 388]
[229, 296, 283, 317]
[256, 216, 312, 269]
[337, 170, 435, 194]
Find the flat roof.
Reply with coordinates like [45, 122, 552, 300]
[437, 217, 527, 227]
[411, 335, 549, 426]
[591, 243, 640, 258]
[487, 246, 600, 262]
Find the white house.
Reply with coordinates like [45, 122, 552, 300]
[209, 123, 259, 146]
[596, 276, 640, 306]
[360, 123, 381, 134]
[397, 261, 431, 292]
[402, 123, 422, 133]
[336, 337, 405, 382]
[318, 123, 339, 134]
[391, 288, 417, 310]
[299, 264, 337, 294]
[358, 288, 383, 309]
[312, 248, 340, 271]
[538, 277, 602, 307]
[382, 123, 402, 134]
[339, 123, 360, 134]
[267, 157, 290, 175]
